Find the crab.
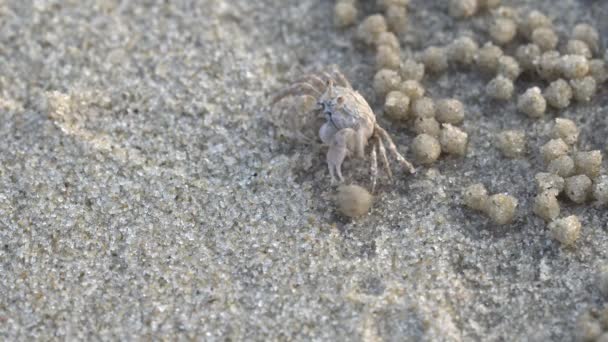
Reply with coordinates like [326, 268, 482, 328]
[272, 68, 415, 191]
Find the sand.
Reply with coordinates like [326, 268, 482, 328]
[1, 0, 607, 340]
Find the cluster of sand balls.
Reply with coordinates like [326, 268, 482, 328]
[333, 1, 608, 237]
[354, 2, 409, 71]
[463, 183, 518, 225]
[384, 89, 469, 165]
[418, 35, 482, 76]
[355, 8, 470, 166]
[532, 119, 606, 246]
[516, 17, 605, 115]
[441, 5, 607, 114]
[330, 14, 608, 340]
[411, 123, 468, 165]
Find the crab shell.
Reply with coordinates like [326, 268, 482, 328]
[318, 85, 376, 150]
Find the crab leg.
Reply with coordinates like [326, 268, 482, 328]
[321, 72, 340, 88]
[370, 141, 378, 193]
[271, 82, 322, 104]
[295, 74, 326, 93]
[375, 125, 416, 174]
[370, 139, 378, 193]
[331, 69, 352, 89]
[327, 128, 356, 184]
[376, 136, 393, 179]
[291, 110, 318, 144]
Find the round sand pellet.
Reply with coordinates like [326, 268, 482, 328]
[412, 134, 441, 164]
[573, 23, 600, 54]
[484, 193, 518, 225]
[464, 183, 489, 211]
[570, 76, 596, 102]
[515, 44, 541, 72]
[533, 190, 560, 221]
[478, 0, 500, 9]
[378, 0, 405, 7]
[486, 75, 514, 100]
[601, 305, 608, 327]
[357, 14, 388, 45]
[496, 130, 526, 158]
[374, 69, 402, 97]
[548, 155, 575, 178]
[436, 98, 465, 124]
[448, 36, 479, 65]
[439, 124, 468, 156]
[334, 2, 358, 28]
[566, 39, 592, 59]
[517, 87, 546, 118]
[565, 174, 592, 203]
[414, 117, 440, 137]
[519, 10, 552, 39]
[384, 91, 410, 121]
[532, 27, 558, 51]
[538, 50, 562, 81]
[560, 54, 589, 80]
[536, 172, 565, 194]
[574, 150, 602, 179]
[400, 80, 425, 100]
[449, 0, 478, 18]
[552, 118, 579, 145]
[490, 17, 517, 45]
[386, 5, 407, 33]
[599, 264, 608, 297]
[576, 312, 603, 342]
[497, 55, 521, 80]
[336, 184, 373, 218]
[589, 59, 608, 83]
[375, 31, 400, 51]
[541, 138, 570, 163]
[549, 215, 581, 246]
[376, 45, 401, 70]
[411, 97, 436, 118]
[544, 79, 573, 109]
[475, 42, 504, 73]
[422, 46, 449, 73]
[400, 59, 425, 81]
[377, 0, 410, 9]
[592, 175, 608, 205]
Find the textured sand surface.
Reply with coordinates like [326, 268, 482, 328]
[1, 0, 607, 340]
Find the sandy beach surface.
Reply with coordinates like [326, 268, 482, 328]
[1, 0, 607, 340]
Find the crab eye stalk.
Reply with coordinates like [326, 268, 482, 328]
[327, 80, 335, 97]
[318, 101, 329, 113]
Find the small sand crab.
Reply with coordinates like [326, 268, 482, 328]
[272, 68, 415, 191]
